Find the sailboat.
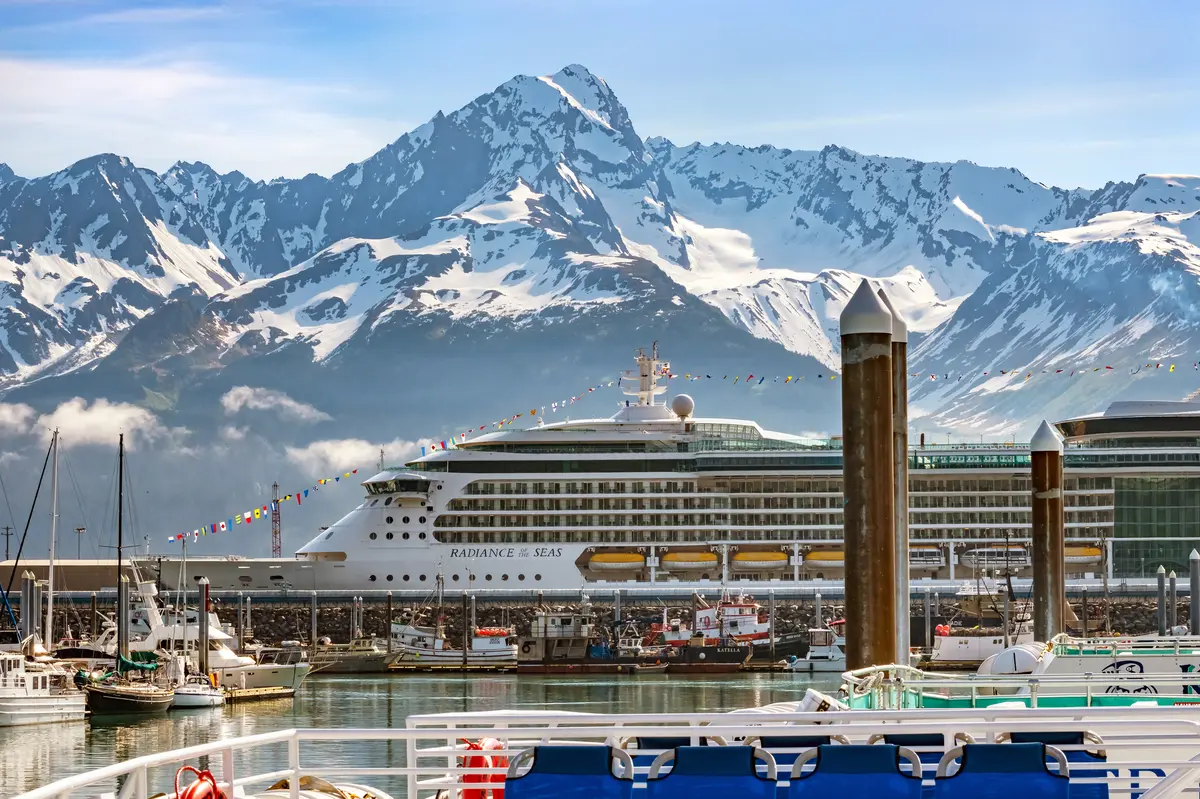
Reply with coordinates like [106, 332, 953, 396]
[83, 434, 174, 715]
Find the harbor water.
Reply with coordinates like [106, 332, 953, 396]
[2, 672, 842, 798]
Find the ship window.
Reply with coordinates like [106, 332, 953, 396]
[403, 575, 410, 581]
[419, 574, 426, 581]
[419, 516, 427, 523]
[240, 576, 252, 583]
[535, 574, 542, 581]
[419, 533, 426, 540]
[486, 574, 493, 581]
[369, 575, 377, 582]
[369, 532, 377, 540]
[386, 532, 394, 540]
[324, 530, 334, 539]
[403, 533, 410, 540]
[386, 516, 394, 524]
[403, 516, 410, 524]
[371, 499, 379, 506]
[385, 497, 393, 506]
[518, 574, 525, 581]
[452, 574, 460, 581]
[386, 575, 393, 581]
[502, 574, 509, 581]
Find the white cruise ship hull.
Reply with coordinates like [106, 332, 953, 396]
[0, 694, 87, 727]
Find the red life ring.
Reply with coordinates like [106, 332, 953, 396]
[460, 737, 508, 799]
[935, 624, 950, 637]
[175, 766, 225, 799]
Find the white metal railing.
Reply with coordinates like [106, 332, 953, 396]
[19, 709, 1200, 799]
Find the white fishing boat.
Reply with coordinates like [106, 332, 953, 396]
[783, 621, 846, 673]
[0, 652, 86, 727]
[388, 575, 517, 669]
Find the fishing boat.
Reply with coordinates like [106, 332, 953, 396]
[0, 652, 86, 726]
[388, 575, 517, 670]
[783, 620, 847, 673]
[650, 592, 808, 660]
[83, 679, 174, 714]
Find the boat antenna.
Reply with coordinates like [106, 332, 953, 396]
[0, 436, 54, 629]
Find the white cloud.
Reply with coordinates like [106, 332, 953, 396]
[284, 437, 421, 478]
[219, 425, 248, 442]
[36, 398, 177, 450]
[220, 386, 332, 423]
[0, 402, 36, 435]
[0, 56, 407, 180]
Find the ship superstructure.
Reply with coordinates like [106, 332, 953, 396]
[130, 346, 1200, 592]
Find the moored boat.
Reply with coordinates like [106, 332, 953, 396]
[171, 674, 224, 708]
[83, 681, 174, 715]
[0, 652, 86, 727]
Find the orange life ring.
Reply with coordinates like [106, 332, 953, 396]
[460, 737, 508, 799]
[175, 766, 225, 799]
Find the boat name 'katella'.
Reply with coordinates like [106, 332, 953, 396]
[448, 547, 564, 559]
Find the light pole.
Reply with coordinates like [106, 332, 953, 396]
[74, 527, 86, 559]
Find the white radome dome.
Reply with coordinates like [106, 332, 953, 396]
[671, 394, 695, 419]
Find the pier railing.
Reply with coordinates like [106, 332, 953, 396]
[17, 708, 1200, 799]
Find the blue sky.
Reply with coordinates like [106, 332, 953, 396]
[1, 0, 1196, 188]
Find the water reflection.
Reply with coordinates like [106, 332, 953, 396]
[2, 672, 840, 797]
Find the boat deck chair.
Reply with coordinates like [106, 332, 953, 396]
[788, 744, 923, 799]
[505, 745, 635, 799]
[644, 745, 776, 799]
[868, 732, 975, 770]
[1004, 731, 1108, 799]
[622, 736, 716, 772]
[744, 734, 850, 771]
[932, 743, 1069, 799]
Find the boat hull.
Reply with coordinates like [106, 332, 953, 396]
[309, 652, 394, 674]
[215, 663, 311, 691]
[388, 646, 516, 671]
[0, 694, 87, 727]
[84, 684, 174, 715]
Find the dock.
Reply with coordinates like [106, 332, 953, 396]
[223, 686, 296, 703]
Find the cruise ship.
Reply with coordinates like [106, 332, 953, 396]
[112, 346, 1200, 594]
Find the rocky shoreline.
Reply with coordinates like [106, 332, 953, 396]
[33, 595, 1192, 648]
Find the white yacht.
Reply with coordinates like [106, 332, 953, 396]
[145, 345, 1200, 594]
[0, 652, 86, 727]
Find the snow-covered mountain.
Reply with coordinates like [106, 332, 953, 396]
[2, 64, 1200, 438]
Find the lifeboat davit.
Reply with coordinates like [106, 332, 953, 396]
[588, 552, 646, 571]
[662, 551, 719, 571]
[732, 551, 788, 570]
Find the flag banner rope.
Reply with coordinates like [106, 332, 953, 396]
[168, 356, 1191, 544]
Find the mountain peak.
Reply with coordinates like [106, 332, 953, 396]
[0, 163, 18, 184]
[538, 64, 632, 134]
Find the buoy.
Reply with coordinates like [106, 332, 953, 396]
[460, 737, 508, 799]
[175, 766, 225, 799]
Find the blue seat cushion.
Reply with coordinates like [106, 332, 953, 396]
[880, 734, 946, 766]
[1010, 732, 1107, 799]
[507, 746, 631, 799]
[645, 746, 774, 799]
[760, 736, 831, 769]
[789, 745, 921, 799]
[932, 743, 1068, 799]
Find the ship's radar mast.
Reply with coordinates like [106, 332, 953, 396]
[622, 341, 669, 407]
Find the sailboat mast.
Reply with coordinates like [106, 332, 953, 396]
[44, 429, 59, 645]
[116, 433, 124, 587]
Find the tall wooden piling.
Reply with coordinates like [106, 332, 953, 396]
[840, 279, 897, 669]
[1031, 421, 1065, 641]
[877, 287, 910, 663]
